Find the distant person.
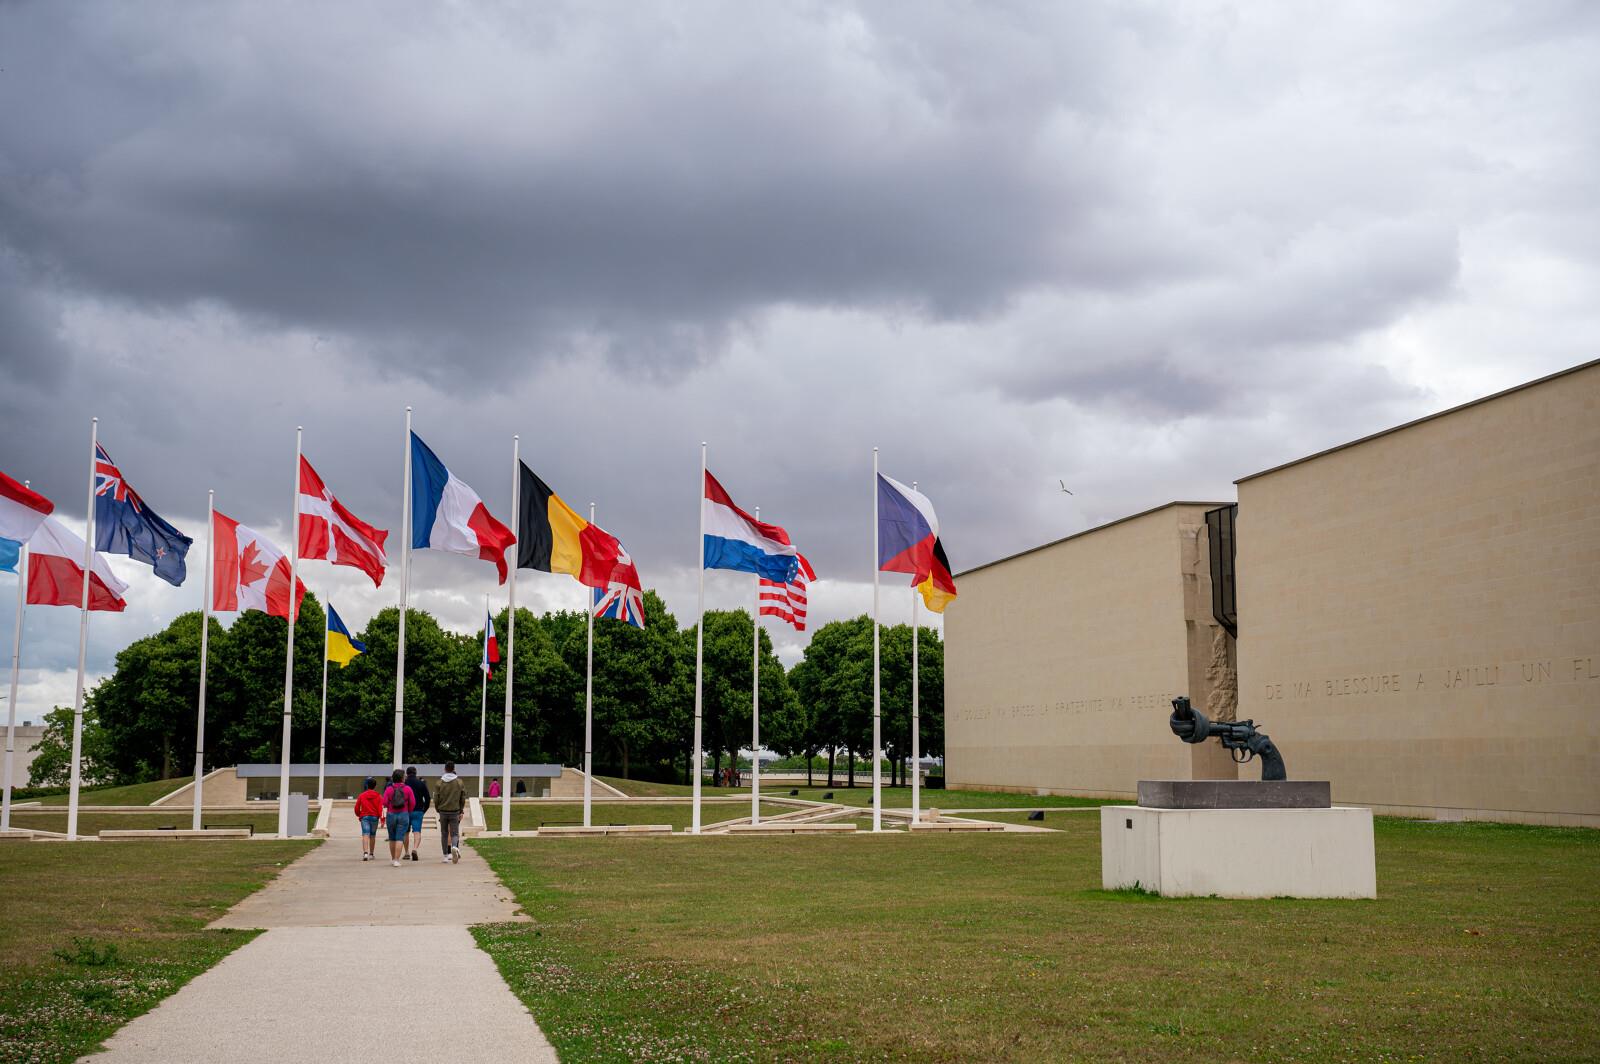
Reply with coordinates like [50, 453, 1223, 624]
[487, 777, 502, 799]
[405, 766, 431, 862]
[382, 769, 414, 867]
[515, 778, 526, 796]
[434, 761, 466, 864]
[353, 776, 384, 861]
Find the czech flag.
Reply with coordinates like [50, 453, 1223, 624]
[0, 471, 53, 574]
[515, 462, 622, 589]
[877, 474, 957, 614]
[410, 433, 516, 583]
[702, 471, 799, 583]
[325, 603, 366, 668]
[481, 608, 499, 677]
[26, 515, 128, 612]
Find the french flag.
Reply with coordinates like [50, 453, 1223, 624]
[0, 470, 53, 574]
[410, 433, 516, 583]
[702, 471, 799, 583]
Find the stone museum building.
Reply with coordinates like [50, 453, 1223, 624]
[945, 359, 1599, 827]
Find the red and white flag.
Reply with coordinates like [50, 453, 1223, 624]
[26, 516, 128, 612]
[213, 511, 306, 620]
[297, 456, 388, 587]
[759, 553, 815, 631]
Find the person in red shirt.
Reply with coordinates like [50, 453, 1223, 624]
[381, 768, 416, 867]
[353, 777, 385, 862]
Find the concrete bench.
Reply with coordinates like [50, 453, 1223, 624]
[724, 823, 856, 835]
[909, 821, 1005, 832]
[99, 829, 255, 841]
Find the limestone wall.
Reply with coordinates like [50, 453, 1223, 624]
[1235, 361, 1600, 826]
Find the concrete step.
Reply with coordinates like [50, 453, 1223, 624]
[535, 824, 671, 837]
[909, 821, 1004, 832]
[724, 823, 856, 835]
[99, 829, 255, 841]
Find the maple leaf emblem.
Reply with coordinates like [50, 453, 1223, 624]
[238, 539, 270, 587]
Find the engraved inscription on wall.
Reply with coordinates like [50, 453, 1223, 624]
[950, 692, 1172, 724]
[1259, 655, 1599, 702]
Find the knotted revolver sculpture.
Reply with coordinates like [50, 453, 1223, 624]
[1169, 696, 1287, 781]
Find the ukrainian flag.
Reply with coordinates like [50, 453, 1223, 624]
[326, 604, 366, 668]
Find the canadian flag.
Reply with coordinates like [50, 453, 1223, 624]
[213, 511, 306, 620]
[297, 456, 388, 587]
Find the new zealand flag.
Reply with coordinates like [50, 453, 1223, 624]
[94, 442, 193, 586]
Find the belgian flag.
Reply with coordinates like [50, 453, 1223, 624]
[516, 462, 622, 589]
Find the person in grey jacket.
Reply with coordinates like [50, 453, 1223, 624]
[434, 762, 467, 863]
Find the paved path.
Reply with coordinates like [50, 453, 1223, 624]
[89, 804, 556, 1064]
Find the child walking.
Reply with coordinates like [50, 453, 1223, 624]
[382, 768, 414, 867]
[353, 776, 384, 861]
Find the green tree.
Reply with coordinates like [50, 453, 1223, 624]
[25, 705, 115, 787]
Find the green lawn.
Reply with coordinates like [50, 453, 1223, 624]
[32, 776, 194, 807]
[484, 801, 793, 833]
[471, 818, 1600, 1062]
[0, 838, 313, 1063]
[599, 775, 1116, 809]
[597, 776, 742, 798]
[949, 808, 1097, 827]
[7, 811, 281, 836]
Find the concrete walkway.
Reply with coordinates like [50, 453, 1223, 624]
[89, 804, 555, 1064]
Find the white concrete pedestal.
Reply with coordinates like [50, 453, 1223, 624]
[1100, 805, 1376, 898]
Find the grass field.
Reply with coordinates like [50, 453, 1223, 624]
[599, 776, 1115, 809]
[32, 777, 194, 807]
[472, 818, 1600, 1062]
[0, 839, 313, 1064]
[6, 811, 281, 836]
[484, 801, 794, 833]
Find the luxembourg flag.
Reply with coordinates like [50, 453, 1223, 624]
[26, 516, 128, 612]
[0, 470, 54, 574]
[410, 433, 516, 583]
[702, 471, 799, 583]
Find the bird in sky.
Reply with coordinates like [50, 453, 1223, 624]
[1059, 480, 1074, 495]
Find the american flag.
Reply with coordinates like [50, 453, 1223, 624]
[758, 553, 815, 631]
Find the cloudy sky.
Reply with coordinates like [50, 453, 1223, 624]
[3, 1, 1597, 716]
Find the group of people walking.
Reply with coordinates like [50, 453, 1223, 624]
[352, 763, 468, 867]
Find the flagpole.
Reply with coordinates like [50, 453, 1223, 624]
[277, 426, 302, 838]
[871, 447, 881, 833]
[911, 483, 920, 826]
[692, 441, 706, 835]
[479, 592, 488, 800]
[317, 597, 330, 806]
[751, 506, 761, 827]
[192, 489, 213, 831]
[393, 406, 412, 769]
[66, 417, 98, 842]
[1, 482, 29, 834]
[501, 435, 519, 835]
[583, 502, 595, 828]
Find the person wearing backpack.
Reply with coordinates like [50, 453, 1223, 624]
[433, 762, 467, 864]
[382, 768, 415, 866]
[353, 776, 385, 862]
[404, 765, 431, 862]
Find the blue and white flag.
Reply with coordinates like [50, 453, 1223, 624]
[94, 442, 192, 586]
[701, 470, 798, 583]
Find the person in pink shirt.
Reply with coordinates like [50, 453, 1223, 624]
[381, 768, 415, 867]
[487, 778, 502, 799]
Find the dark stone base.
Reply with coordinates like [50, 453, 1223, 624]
[1137, 780, 1332, 809]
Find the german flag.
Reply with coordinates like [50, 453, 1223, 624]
[516, 462, 622, 589]
[915, 538, 958, 614]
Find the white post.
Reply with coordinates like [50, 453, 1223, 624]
[66, 417, 98, 842]
[2, 482, 29, 833]
[911, 479, 921, 825]
[393, 407, 412, 769]
[871, 447, 881, 833]
[583, 502, 595, 828]
[479, 592, 488, 799]
[751, 506, 761, 826]
[192, 490, 214, 831]
[277, 426, 303, 838]
[692, 442, 706, 835]
[501, 436, 519, 835]
[317, 597, 330, 805]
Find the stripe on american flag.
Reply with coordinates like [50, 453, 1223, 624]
[758, 553, 814, 631]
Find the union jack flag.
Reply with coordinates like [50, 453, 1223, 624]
[592, 541, 645, 629]
[92, 441, 192, 587]
[94, 444, 143, 512]
[759, 553, 815, 631]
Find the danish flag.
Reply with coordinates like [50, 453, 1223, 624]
[297, 456, 388, 587]
[758, 553, 815, 631]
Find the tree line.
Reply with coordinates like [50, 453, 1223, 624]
[30, 589, 943, 788]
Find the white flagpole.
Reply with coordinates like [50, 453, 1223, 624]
[393, 406, 412, 769]
[751, 506, 761, 826]
[277, 426, 303, 838]
[1, 481, 30, 834]
[192, 489, 213, 831]
[501, 435, 519, 835]
[692, 442, 706, 835]
[871, 447, 881, 833]
[479, 592, 488, 800]
[584, 502, 595, 829]
[66, 417, 98, 842]
[911, 482, 920, 825]
[317, 597, 330, 805]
